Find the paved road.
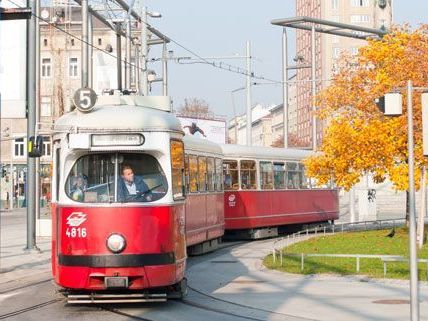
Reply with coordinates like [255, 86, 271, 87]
[1, 209, 427, 320]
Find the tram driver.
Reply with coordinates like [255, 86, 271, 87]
[118, 165, 151, 202]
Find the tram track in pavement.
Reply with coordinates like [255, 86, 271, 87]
[99, 306, 156, 321]
[0, 298, 63, 320]
[0, 277, 52, 295]
[182, 286, 319, 321]
[181, 236, 319, 321]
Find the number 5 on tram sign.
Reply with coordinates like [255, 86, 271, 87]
[73, 87, 97, 113]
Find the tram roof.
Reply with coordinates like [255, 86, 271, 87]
[183, 135, 223, 155]
[54, 104, 183, 134]
[219, 144, 313, 161]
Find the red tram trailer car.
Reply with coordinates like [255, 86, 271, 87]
[51, 95, 223, 303]
[220, 144, 339, 239]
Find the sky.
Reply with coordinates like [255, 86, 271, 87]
[143, 1, 426, 120]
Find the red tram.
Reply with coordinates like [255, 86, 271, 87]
[51, 95, 222, 303]
[51, 93, 338, 303]
[221, 144, 339, 239]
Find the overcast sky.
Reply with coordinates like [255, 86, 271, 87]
[142, 1, 427, 119]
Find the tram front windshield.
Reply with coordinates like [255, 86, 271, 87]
[65, 153, 168, 203]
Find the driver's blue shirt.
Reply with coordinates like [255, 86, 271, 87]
[118, 176, 149, 201]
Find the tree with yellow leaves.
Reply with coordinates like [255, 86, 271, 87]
[305, 26, 428, 235]
[305, 25, 428, 191]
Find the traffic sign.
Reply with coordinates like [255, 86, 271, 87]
[73, 88, 97, 113]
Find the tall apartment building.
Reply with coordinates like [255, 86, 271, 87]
[294, 0, 393, 147]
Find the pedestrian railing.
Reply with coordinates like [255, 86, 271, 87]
[269, 217, 428, 278]
[270, 251, 428, 278]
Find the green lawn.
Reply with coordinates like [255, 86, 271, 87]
[263, 226, 428, 280]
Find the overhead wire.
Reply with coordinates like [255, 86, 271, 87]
[5, 0, 140, 71]
[5, 0, 281, 84]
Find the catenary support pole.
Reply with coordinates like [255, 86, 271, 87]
[81, 0, 88, 88]
[141, 6, 148, 95]
[162, 42, 168, 96]
[116, 25, 122, 91]
[418, 166, 426, 248]
[126, 19, 131, 89]
[35, 0, 40, 224]
[88, 13, 93, 88]
[135, 41, 140, 92]
[246, 41, 252, 146]
[26, 0, 37, 250]
[282, 28, 288, 148]
[407, 80, 419, 321]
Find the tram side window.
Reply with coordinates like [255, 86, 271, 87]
[65, 153, 168, 203]
[299, 163, 310, 189]
[260, 161, 273, 190]
[223, 160, 238, 191]
[274, 162, 286, 189]
[207, 157, 215, 192]
[240, 160, 256, 190]
[215, 158, 223, 191]
[198, 156, 207, 192]
[286, 162, 300, 189]
[188, 155, 198, 193]
[171, 140, 185, 199]
[184, 155, 190, 193]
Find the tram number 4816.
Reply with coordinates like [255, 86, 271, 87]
[66, 227, 87, 238]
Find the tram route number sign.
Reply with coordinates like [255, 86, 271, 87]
[73, 87, 97, 113]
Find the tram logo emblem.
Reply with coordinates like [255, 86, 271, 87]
[228, 194, 236, 207]
[66, 212, 87, 227]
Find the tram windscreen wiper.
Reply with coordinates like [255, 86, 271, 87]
[138, 184, 163, 196]
[122, 184, 164, 203]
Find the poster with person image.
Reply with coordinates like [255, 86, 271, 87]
[178, 116, 226, 144]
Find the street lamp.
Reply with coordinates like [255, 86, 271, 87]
[228, 87, 245, 144]
[140, 7, 162, 95]
[378, 83, 420, 321]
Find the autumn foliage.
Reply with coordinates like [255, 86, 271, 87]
[304, 25, 428, 191]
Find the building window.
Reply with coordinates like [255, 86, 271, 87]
[351, 15, 370, 23]
[69, 57, 78, 77]
[351, 0, 369, 7]
[43, 38, 48, 46]
[14, 138, 25, 157]
[98, 38, 102, 45]
[71, 38, 75, 46]
[41, 58, 52, 78]
[350, 47, 359, 55]
[41, 96, 52, 117]
[42, 136, 51, 157]
[332, 0, 338, 10]
[332, 47, 341, 59]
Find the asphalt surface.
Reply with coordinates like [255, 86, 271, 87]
[1, 208, 427, 321]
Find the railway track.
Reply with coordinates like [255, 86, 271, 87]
[183, 286, 319, 321]
[0, 278, 52, 295]
[0, 298, 63, 320]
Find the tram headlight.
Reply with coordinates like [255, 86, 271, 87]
[106, 233, 126, 253]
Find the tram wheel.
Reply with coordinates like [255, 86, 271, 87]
[168, 278, 187, 300]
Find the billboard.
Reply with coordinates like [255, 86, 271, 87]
[178, 116, 226, 144]
[0, 0, 27, 118]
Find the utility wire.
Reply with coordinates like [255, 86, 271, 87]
[6, 0, 140, 71]
[5, 0, 281, 84]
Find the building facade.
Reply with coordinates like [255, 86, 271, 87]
[294, 0, 393, 147]
[0, 6, 134, 208]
